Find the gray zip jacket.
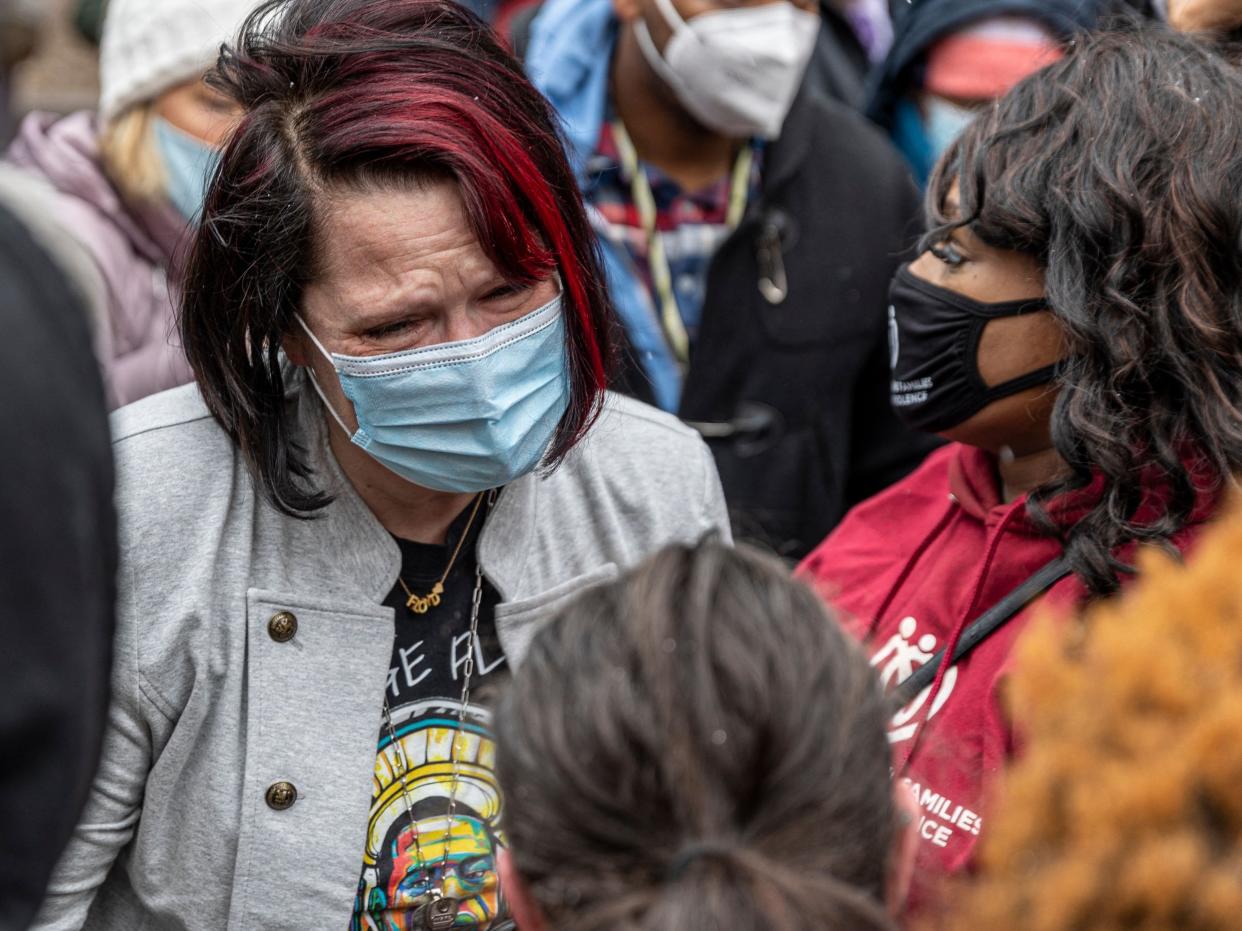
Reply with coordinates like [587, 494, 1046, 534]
[33, 380, 730, 930]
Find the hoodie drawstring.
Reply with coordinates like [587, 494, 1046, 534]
[895, 504, 1027, 774]
[864, 495, 960, 642]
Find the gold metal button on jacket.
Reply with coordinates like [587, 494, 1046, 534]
[268, 611, 297, 643]
[265, 781, 297, 810]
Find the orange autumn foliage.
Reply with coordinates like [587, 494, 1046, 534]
[954, 500, 1242, 931]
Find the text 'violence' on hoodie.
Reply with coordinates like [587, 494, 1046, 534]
[799, 441, 1218, 915]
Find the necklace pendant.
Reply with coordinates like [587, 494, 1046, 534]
[428, 582, 443, 609]
[407, 594, 429, 615]
[422, 896, 457, 930]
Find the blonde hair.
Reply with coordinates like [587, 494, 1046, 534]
[98, 103, 167, 207]
[955, 501, 1242, 930]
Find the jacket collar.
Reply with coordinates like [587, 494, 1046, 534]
[290, 371, 537, 605]
[526, 0, 619, 183]
[760, 89, 814, 201]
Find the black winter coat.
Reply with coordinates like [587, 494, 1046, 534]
[616, 90, 940, 558]
[0, 202, 115, 930]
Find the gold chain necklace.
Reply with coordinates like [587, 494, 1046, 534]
[381, 488, 496, 930]
[397, 492, 484, 615]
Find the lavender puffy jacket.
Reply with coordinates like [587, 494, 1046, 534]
[6, 110, 194, 408]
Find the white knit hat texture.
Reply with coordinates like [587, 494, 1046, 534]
[99, 0, 264, 122]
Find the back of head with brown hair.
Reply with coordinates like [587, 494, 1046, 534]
[494, 542, 898, 931]
[957, 500, 1242, 930]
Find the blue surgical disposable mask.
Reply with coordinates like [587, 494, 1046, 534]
[923, 96, 980, 164]
[153, 116, 221, 222]
[298, 295, 570, 494]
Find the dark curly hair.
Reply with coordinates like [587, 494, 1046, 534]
[925, 24, 1242, 595]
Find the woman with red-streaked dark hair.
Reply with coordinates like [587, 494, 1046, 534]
[30, 2, 729, 929]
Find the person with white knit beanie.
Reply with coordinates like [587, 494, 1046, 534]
[3, 0, 263, 409]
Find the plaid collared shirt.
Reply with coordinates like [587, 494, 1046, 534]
[583, 121, 763, 348]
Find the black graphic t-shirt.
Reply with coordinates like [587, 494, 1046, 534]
[350, 502, 509, 931]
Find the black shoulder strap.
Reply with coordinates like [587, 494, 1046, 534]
[893, 556, 1072, 707]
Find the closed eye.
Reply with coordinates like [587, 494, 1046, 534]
[363, 318, 419, 340]
[930, 241, 966, 267]
[481, 282, 528, 302]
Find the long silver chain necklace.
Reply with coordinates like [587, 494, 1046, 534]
[380, 489, 494, 931]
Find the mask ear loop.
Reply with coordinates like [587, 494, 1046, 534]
[980, 363, 1062, 404]
[634, 0, 696, 89]
[962, 303, 1063, 403]
[650, 0, 689, 35]
[295, 315, 356, 440]
[634, 18, 684, 92]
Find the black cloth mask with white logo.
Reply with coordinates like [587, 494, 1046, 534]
[887, 264, 1059, 434]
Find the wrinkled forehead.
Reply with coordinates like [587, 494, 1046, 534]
[302, 178, 502, 319]
[310, 176, 474, 278]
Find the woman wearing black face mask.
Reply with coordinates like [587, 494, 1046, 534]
[800, 25, 1242, 920]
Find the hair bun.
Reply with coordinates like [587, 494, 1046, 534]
[666, 839, 739, 880]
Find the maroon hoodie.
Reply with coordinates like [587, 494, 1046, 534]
[799, 442, 1218, 914]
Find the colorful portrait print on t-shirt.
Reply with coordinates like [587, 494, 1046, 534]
[352, 699, 505, 929]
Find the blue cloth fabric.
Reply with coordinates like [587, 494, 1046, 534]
[525, 0, 615, 174]
[527, 0, 684, 412]
[891, 97, 936, 189]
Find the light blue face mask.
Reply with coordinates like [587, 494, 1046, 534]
[923, 95, 980, 164]
[299, 295, 571, 494]
[153, 116, 221, 222]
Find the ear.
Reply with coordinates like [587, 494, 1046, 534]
[888, 779, 921, 915]
[612, 0, 642, 24]
[283, 329, 311, 368]
[500, 848, 548, 931]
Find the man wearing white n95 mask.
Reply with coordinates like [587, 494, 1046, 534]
[526, 0, 937, 559]
[632, 0, 820, 141]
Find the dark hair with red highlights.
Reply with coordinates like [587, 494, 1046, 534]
[180, 0, 613, 515]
